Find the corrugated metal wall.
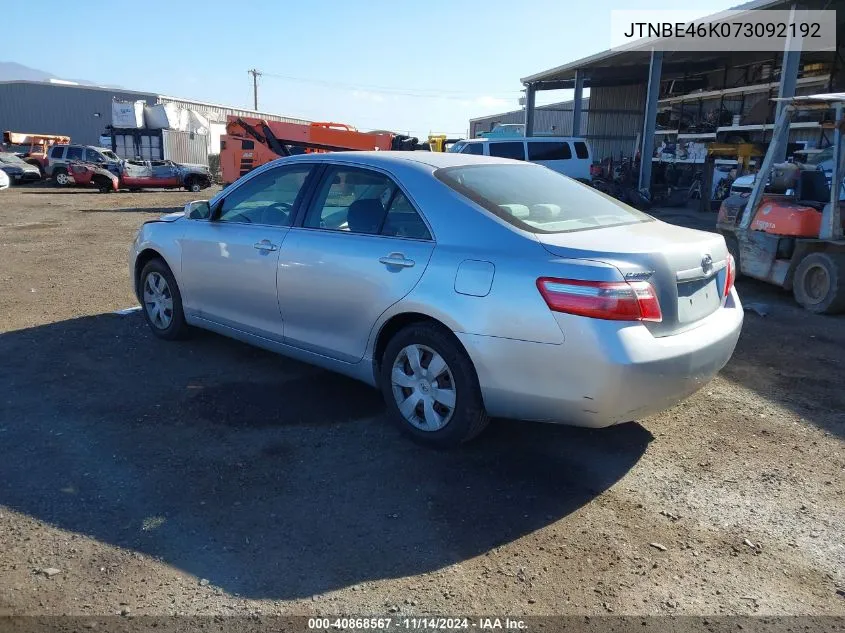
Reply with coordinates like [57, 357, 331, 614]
[470, 89, 648, 160]
[0, 81, 157, 146]
[469, 99, 589, 138]
[0, 81, 308, 151]
[585, 85, 646, 161]
[162, 129, 210, 165]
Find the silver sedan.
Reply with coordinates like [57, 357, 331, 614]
[130, 152, 743, 447]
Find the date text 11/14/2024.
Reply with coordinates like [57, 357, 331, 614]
[307, 617, 528, 631]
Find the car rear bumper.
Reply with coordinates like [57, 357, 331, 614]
[457, 289, 743, 427]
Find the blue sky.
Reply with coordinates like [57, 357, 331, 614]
[5, 0, 737, 138]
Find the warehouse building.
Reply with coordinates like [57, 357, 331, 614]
[495, 0, 845, 194]
[0, 80, 307, 154]
[469, 98, 590, 139]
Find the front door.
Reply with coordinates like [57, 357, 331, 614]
[180, 163, 315, 340]
[277, 164, 435, 363]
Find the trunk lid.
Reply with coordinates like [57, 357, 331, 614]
[536, 219, 729, 336]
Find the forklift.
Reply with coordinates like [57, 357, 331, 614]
[717, 94, 845, 314]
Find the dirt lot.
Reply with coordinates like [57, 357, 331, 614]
[0, 184, 843, 618]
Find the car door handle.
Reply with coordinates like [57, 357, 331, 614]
[253, 240, 278, 252]
[379, 253, 415, 268]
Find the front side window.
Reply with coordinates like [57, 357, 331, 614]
[304, 166, 429, 237]
[66, 146, 83, 161]
[527, 142, 571, 161]
[488, 142, 525, 160]
[460, 143, 484, 155]
[50, 146, 65, 159]
[217, 164, 312, 226]
[85, 148, 104, 163]
[436, 163, 652, 234]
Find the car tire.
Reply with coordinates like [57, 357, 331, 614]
[792, 252, 845, 314]
[53, 168, 70, 186]
[724, 234, 742, 277]
[380, 322, 489, 447]
[94, 176, 112, 193]
[139, 258, 190, 340]
[186, 178, 202, 193]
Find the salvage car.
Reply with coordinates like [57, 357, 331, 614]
[121, 159, 212, 192]
[46, 144, 121, 184]
[0, 152, 41, 183]
[0, 168, 9, 190]
[66, 161, 119, 193]
[130, 152, 743, 446]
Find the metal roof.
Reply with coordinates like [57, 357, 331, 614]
[0, 80, 302, 123]
[519, 0, 838, 87]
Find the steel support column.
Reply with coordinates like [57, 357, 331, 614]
[638, 50, 663, 192]
[773, 4, 802, 162]
[523, 85, 536, 137]
[572, 70, 584, 137]
[821, 103, 843, 240]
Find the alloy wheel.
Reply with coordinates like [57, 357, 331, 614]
[143, 272, 174, 329]
[391, 344, 456, 431]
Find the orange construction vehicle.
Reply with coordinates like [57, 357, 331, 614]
[717, 94, 845, 313]
[2, 131, 71, 176]
[219, 117, 419, 185]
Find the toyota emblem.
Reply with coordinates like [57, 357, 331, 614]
[701, 254, 714, 274]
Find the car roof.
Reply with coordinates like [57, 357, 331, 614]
[460, 137, 587, 143]
[278, 150, 525, 170]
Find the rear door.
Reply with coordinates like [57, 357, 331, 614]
[277, 164, 435, 362]
[150, 160, 181, 187]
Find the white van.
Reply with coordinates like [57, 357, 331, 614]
[448, 137, 593, 180]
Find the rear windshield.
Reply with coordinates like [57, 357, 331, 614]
[435, 164, 652, 233]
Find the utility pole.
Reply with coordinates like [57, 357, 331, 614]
[248, 68, 262, 111]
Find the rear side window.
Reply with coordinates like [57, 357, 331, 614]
[488, 142, 525, 160]
[305, 166, 429, 239]
[574, 142, 589, 159]
[527, 142, 571, 161]
[435, 164, 651, 234]
[66, 147, 83, 160]
[50, 146, 64, 159]
[380, 191, 431, 240]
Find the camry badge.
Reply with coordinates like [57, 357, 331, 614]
[624, 271, 654, 281]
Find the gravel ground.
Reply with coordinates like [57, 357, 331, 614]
[0, 185, 842, 618]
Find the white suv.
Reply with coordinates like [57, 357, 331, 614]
[448, 137, 593, 181]
[46, 144, 121, 185]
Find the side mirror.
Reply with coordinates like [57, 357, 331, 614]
[186, 200, 211, 220]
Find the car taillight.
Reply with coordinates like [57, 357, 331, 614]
[724, 254, 735, 299]
[536, 277, 662, 322]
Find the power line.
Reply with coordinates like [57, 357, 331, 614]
[260, 70, 521, 100]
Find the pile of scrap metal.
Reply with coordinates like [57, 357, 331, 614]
[589, 156, 652, 210]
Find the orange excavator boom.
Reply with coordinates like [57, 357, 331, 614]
[220, 116, 416, 185]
